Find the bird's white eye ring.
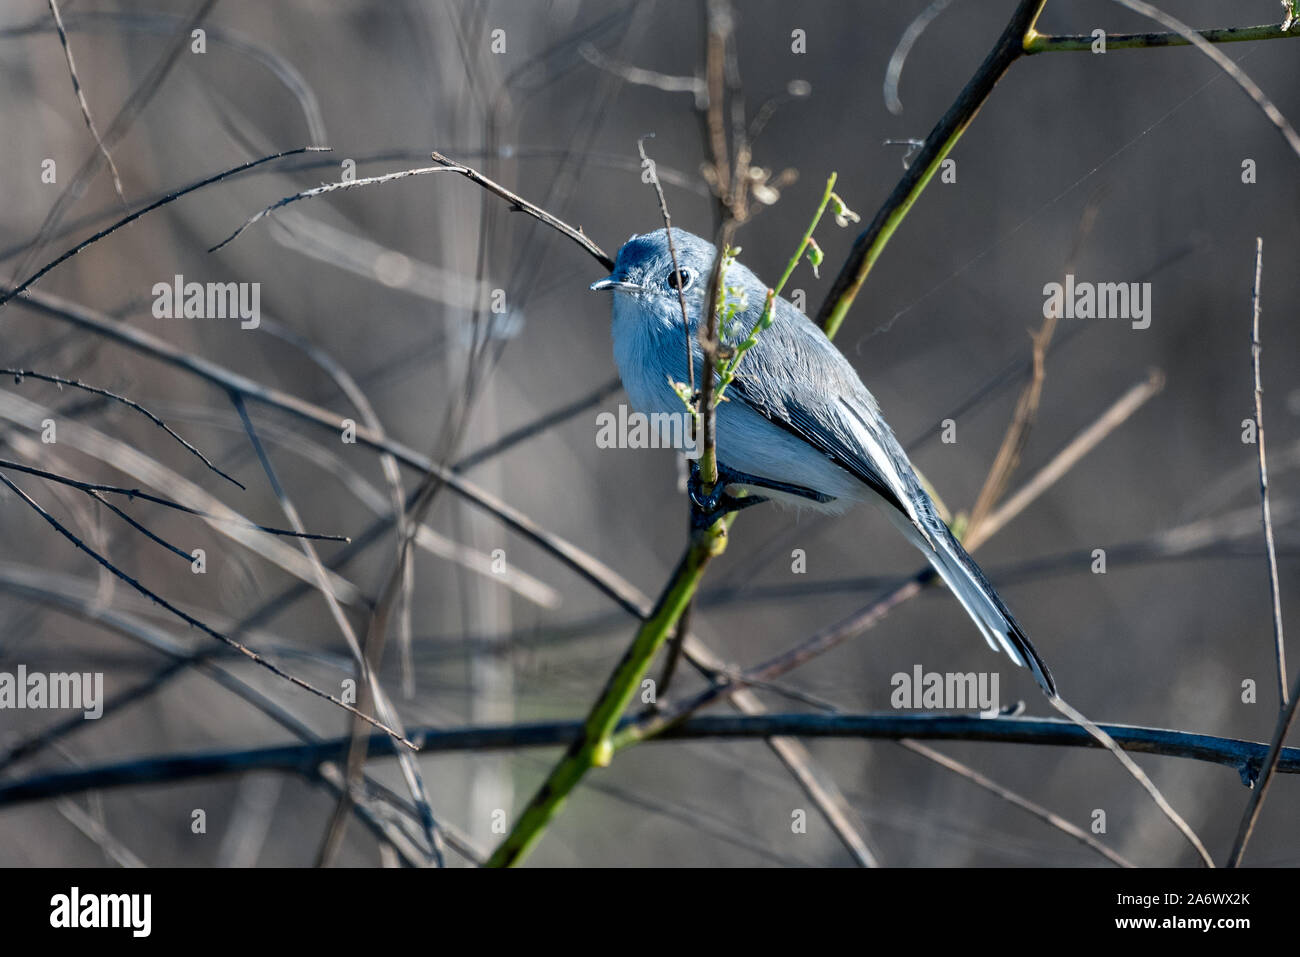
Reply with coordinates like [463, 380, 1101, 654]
[666, 266, 693, 291]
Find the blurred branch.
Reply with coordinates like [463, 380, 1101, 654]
[1, 9, 329, 144]
[0, 457, 344, 542]
[965, 370, 1164, 551]
[3, 714, 1296, 809]
[0, 562, 481, 864]
[12, 288, 639, 615]
[162, 402, 561, 606]
[8, 0, 220, 286]
[0, 470, 415, 749]
[55, 798, 145, 868]
[579, 43, 706, 106]
[966, 197, 1101, 533]
[231, 394, 445, 865]
[0, 147, 325, 310]
[884, 0, 957, 115]
[897, 739, 1134, 867]
[46, 0, 126, 206]
[454, 376, 623, 471]
[255, 315, 415, 690]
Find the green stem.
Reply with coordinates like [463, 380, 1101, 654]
[716, 172, 840, 400]
[821, 122, 962, 342]
[815, 0, 1049, 340]
[1025, 22, 1300, 54]
[484, 517, 730, 867]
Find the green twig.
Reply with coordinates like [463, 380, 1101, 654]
[484, 517, 730, 867]
[715, 172, 847, 403]
[1025, 21, 1300, 54]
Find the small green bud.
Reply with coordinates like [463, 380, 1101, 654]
[805, 238, 824, 278]
[830, 191, 860, 228]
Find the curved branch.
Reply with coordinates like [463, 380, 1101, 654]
[0, 714, 1292, 809]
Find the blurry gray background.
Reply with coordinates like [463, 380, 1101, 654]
[0, 0, 1297, 866]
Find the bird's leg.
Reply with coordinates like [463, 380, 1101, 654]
[713, 462, 835, 506]
[688, 461, 834, 527]
[687, 459, 768, 527]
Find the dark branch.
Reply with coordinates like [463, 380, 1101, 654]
[0, 713, 1293, 808]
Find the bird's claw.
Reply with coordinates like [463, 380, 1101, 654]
[687, 460, 766, 527]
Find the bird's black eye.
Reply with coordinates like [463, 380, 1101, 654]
[666, 267, 693, 291]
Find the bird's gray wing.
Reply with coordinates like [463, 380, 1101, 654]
[725, 293, 928, 533]
[725, 295, 1057, 694]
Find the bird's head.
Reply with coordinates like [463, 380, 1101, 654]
[590, 229, 717, 323]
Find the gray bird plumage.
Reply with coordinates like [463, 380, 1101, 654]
[592, 228, 1056, 696]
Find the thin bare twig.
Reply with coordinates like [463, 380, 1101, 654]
[1227, 238, 1299, 867]
[0, 470, 415, 748]
[46, 0, 126, 206]
[1246, 238, 1288, 708]
[897, 739, 1134, 868]
[7, 0, 220, 290]
[231, 395, 444, 865]
[0, 147, 326, 310]
[0, 458, 344, 542]
[1025, 20, 1300, 53]
[636, 135, 694, 394]
[209, 150, 615, 269]
[209, 163, 452, 252]
[430, 150, 614, 269]
[1048, 696, 1212, 866]
[965, 370, 1165, 552]
[3, 368, 243, 488]
[1106, 1, 1300, 161]
[83, 487, 192, 561]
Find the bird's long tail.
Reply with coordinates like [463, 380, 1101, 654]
[890, 511, 1056, 697]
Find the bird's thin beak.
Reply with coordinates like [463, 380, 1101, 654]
[590, 277, 642, 292]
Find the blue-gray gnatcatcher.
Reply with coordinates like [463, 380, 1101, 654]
[592, 228, 1056, 696]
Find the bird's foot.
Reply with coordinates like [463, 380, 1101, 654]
[687, 460, 767, 527]
[687, 461, 831, 526]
